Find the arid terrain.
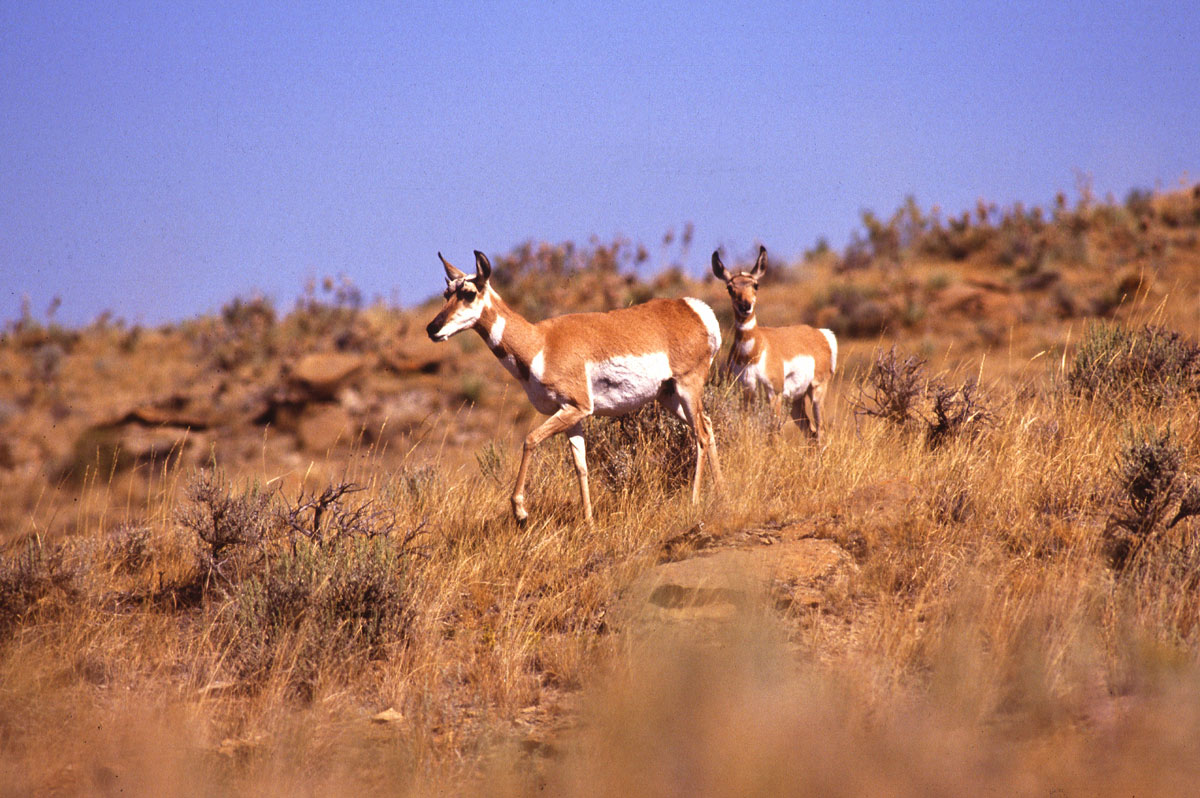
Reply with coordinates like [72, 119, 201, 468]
[2, 181, 1200, 795]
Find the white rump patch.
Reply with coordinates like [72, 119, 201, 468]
[587, 353, 673, 415]
[682, 297, 722, 361]
[782, 353, 816, 399]
[820, 328, 838, 374]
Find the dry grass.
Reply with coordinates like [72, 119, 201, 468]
[2, 183, 1200, 795]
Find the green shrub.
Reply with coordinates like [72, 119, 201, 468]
[222, 533, 416, 689]
[1066, 324, 1200, 406]
[0, 538, 80, 636]
[585, 403, 694, 495]
[189, 477, 424, 691]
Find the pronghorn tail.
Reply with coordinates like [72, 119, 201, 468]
[820, 328, 838, 374]
[682, 297, 722, 365]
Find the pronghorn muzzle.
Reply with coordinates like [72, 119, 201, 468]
[426, 311, 451, 341]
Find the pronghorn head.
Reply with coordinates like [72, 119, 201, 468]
[426, 250, 494, 342]
[712, 246, 767, 320]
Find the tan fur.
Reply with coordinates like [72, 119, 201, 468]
[731, 325, 835, 389]
[426, 251, 723, 524]
[528, 298, 715, 409]
[713, 246, 836, 439]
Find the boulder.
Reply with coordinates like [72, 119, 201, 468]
[628, 538, 858, 629]
[290, 353, 364, 399]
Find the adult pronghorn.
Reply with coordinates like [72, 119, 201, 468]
[712, 246, 837, 440]
[425, 250, 724, 524]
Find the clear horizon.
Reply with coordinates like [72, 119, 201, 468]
[3, 1, 1197, 327]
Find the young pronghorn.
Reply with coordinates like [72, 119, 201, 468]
[426, 250, 724, 524]
[712, 246, 837, 439]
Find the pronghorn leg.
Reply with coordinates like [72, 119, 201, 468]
[663, 378, 723, 502]
[698, 403, 723, 492]
[769, 392, 787, 431]
[793, 384, 825, 441]
[810, 382, 828, 443]
[566, 422, 593, 526]
[791, 389, 816, 439]
[511, 405, 590, 523]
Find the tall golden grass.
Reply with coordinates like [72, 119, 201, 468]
[2, 324, 1199, 795]
[3, 183, 1200, 794]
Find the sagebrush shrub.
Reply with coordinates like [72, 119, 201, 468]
[1067, 324, 1200, 406]
[279, 481, 397, 546]
[177, 469, 275, 586]
[585, 404, 694, 494]
[852, 347, 928, 429]
[853, 347, 992, 448]
[1104, 426, 1200, 570]
[583, 375, 766, 496]
[0, 539, 79, 635]
[222, 534, 416, 689]
[926, 381, 991, 449]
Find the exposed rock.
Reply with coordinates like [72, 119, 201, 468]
[121, 402, 213, 429]
[627, 539, 858, 629]
[374, 391, 441, 434]
[290, 353, 365, 399]
[0, 398, 20, 426]
[370, 707, 406, 725]
[338, 386, 367, 414]
[115, 425, 202, 462]
[95, 392, 218, 430]
[60, 422, 207, 480]
[379, 350, 445, 375]
[932, 283, 1016, 324]
[217, 734, 267, 760]
[297, 403, 355, 452]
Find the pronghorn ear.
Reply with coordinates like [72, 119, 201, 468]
[750, 246, 768, 279]
[438, 252, 467, 281]
[473, 250, 492, 285]
[711, 250, 731, 282]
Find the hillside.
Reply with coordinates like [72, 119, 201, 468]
[1, 182, 1199, 795]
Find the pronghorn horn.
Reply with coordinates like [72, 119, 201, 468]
[711, 250, 731, 282]
[438, 252, 467, 281]
[750, 245, 768, 279]
[473, 250, 492, 283]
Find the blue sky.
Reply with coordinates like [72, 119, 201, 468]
[2, 1, 1197, 326]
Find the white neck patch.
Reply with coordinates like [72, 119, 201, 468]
[487, 314, 506, 348]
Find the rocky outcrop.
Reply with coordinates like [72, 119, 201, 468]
[624, 537, 859, 630]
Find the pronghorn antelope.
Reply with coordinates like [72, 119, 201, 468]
[712, 246, 837, 439]
[425, 250, 724, 524]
